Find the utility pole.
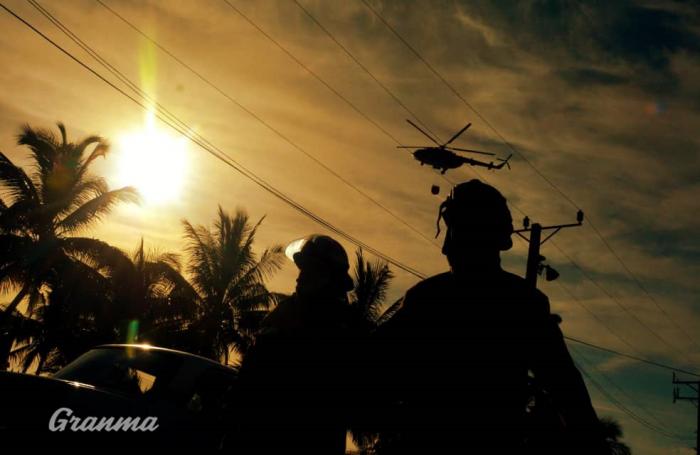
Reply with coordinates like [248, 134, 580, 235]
[673, 373, 700, 454]
[513, 210, 584, 288]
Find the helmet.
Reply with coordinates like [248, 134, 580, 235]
[436, 179, 513, 254]
[285, 234, 354, 292]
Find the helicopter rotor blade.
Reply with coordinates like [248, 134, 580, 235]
[496, 154, 513, 169]
[406, 119, 441, 146]
[446, 146, 495, 156]
[443, 122, 472, 146]
[396, 146, 426, 149]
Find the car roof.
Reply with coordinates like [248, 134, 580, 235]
[94, 344, 237, 373]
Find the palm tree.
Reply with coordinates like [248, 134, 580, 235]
[6, 240, 201, 374]
[347, 249, 397, 455]
[349, 248, 394, 328]
[7, 250, 118, 373]
[0, 123, 138, 369]
[112, 239, 200, 348]
[181, 206, 284, 363]
[600, 416, 631, 455]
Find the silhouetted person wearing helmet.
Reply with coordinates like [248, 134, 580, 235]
[371, 180, 603, 454]
[232, 235, 366, 454]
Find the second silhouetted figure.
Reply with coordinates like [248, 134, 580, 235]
[371, 179, 604, 454]
[233, 234, 365, 454]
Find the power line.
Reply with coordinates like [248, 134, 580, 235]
[291, 0, 442, 142]
[221, 0, 402, 145]
[566, 336, 700, 378]
[551, 239, 693, 364]
[553, 280, 641, 358]
[358, 0, 699, 352]
[28, 1, 199, 147]
[573, 346, 693, 443]
[587, 218, 700, 352]
[0, 1, 427, 280]
[572, 344, 690, 440]
[92, 0, 440, 251]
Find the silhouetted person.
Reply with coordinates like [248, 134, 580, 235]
[371, 180, 604, 454]
[232, 235, 365, 454]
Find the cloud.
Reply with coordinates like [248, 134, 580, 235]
[460, 1, 700, 89]
[556, 67, 629, 86]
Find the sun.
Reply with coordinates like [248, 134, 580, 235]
[115, 117, 188, 204]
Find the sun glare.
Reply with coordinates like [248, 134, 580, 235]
[115, 116, 188, 204]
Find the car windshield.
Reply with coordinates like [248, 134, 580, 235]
[54, 347, 183, 397]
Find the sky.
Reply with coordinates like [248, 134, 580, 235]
[1, 0, 699, 453]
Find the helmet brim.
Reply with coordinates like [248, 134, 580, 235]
[284, 237, 308, 265]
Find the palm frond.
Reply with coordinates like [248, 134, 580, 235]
[0, 151, 39, 206]
[0, 281, 32, 318]
[8, 342, 37, 370]
[143, 259, 196, 300]
[16, 124, 58, 185]
[352, 248, 394, 323]
[56, 186, 139, 235]
[227, 245, 285, 298]
[182, 218, 217, 298]
[375, 297, 404, 326]
[0, 271, 26, 298]
[75, 136, 108, 176]
[20, 343, 42, 373]
[229, 282, 277, 313]
[132, 237, 146, 271]
[63, 176, 109, 213]
[24, 285, 45, 316]
[0, 199, 39, 235]
[142, 245, 181, 272]
[61, 236, 132, 274]
[215, 207, 252, 285]
[56, 122, 67, 147]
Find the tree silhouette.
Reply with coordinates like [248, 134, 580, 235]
[347, 248, 396, 455]
[103, 239, 200, 347]
[181, 206, 284, 363]
[6, 253, 114, 373]
[0, 123, 138, 369]
[1, 123, 289, 372]
[350, 248, 394, 327]
[600, 416, 631, 455]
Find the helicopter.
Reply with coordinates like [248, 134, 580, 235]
[398, 119, 512, 174]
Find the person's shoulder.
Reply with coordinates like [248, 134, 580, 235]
[385, 272, 452, 317]
[260, 295, 298, 331]
[405, 272, 452, 298]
